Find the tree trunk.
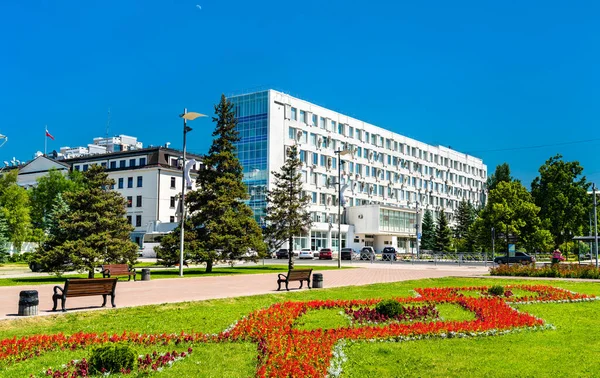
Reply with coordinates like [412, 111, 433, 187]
[206, 259, 213, 273]
[288, 236, 294, 271]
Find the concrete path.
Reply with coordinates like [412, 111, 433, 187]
[0, 265, 488, 321]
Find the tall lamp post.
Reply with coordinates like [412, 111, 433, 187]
[415, 201, 420, 259]
[335, 148, 352, 269]
[593, 184, 599, 268]
[178, 109, 206, 277]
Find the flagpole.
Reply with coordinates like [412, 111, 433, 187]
[44, 125, 47, 156]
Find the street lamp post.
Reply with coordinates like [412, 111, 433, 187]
[594, 184, 599, 268]
[335, 148, 352, 269]
[415, 201, 420, 259]
[178, 109, 206, 277]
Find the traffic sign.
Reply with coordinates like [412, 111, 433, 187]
[417, 233, 422, 240]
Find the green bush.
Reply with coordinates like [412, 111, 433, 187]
[375, 299, 404, 318]
[89, 344, 136, 374]
[487, 285, 505, 296]
[490, 264, 600, 279]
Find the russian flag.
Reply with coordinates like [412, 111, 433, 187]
[45, 129, 54, 140]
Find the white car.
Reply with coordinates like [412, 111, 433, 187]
[298, 248, 314, 259]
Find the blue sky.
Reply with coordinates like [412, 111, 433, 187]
[1, 0, 598, 187]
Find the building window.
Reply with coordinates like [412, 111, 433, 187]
[82, 164, 88, 172]
[312, 152, 318, 165]
[171, 177, 176, 188]
[120, 160, 126, 168]
[288, 127, 295, 140]
[338, 123, 344, 135]
[312, 192, 317, 204]
[299, 110, 306, 123]
[129, 158, 136, 167]
[139, 157, 146, 166]
[74, 166, 80, 171]
[320, 117, 326, 129]
[100, 162, 107, 168]
[136, 215, 142, 227]
[126, 196, 133, 207]
[110, 161, 116, 169]
[127, 177, 133, 188]
[312, 114, 317, 126]
[136, 195, 142, 207]
[291, 107, 297, 121]
[137, 176, 143, 187]
[170, 216, 175, 223]
[170, 196, 176, 208]
[127, 215, 132, 225]
[348, 126, 354, 138]
[118, 178, 124, 189]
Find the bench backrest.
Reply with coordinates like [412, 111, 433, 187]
[287, 269, 313, 280]
[64, 278, 117, 297]
[102, 264, 131, 275]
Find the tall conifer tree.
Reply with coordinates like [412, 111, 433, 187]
[435, 209, 452, 252]
[420, 209, 436, 251]
[264, 144, 312, 270]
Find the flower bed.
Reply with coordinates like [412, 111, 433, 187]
[345, 303, 439, 324]
[1, 285, 595, 378]
[490, 263, 600, 279]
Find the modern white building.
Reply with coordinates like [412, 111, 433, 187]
[229, 90, 488, 253]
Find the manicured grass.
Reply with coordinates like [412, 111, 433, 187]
[2, 277, 600, 377]
[0, 264, 348, 287]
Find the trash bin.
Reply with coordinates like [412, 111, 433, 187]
[312, 273, 323, 289]
[141, 268, 151, 281]
[18, 290, 39, 316]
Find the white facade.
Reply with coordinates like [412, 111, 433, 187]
[230, 90, 488, 253]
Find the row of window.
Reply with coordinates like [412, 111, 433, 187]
[117, 176, 143, 189]
[126, 214, 143, 227]
[287, 122, 485, 178]
[126, 195, 143, 208]
[74, 157, 147, 172]
[292, 144, 484, 189]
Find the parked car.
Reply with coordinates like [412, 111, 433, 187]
[360, 246, 376, 260]
[319, 248, 333, 260]
[276, 249, 289, 259]
[493, 252, 535, 265]
[341, 248, 358, 260]
[382, 246, 398, 261]
[298, 248, 313, 259]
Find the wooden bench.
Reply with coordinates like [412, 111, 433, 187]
[52, 278, 118, 312]
[101, 264, 137, 281]
[277, 269, 313, 291]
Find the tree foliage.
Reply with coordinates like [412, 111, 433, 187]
[486, 163, 514, 191]
[35, 165, 138, 276]
[420, 209, 436, 251]
[29, 169, 83, 231]
[264, 144, 312, 270]
[434, 209, 452, 252]
[185, 94, 266, 272]
[0, 170, 31, 250]
[0, 211, 9, 263]
[453, 199, 478, 252]
[530, 154, 591, 248]
[472, 181, 553, 253]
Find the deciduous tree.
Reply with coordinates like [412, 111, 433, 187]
[0, 170, 31, 251]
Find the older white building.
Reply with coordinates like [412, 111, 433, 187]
[229, 90, 487, 253]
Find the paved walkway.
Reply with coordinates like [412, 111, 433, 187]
[0, 265, 488, 321]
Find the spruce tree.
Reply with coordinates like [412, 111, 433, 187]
[264, 144, 312, 270]
[420, 209, 436, 251]
[36, 165, 138, 277]
[435, 209, 452, 252]
[454, 199, 476, 239]
[186, 94, 266, 272]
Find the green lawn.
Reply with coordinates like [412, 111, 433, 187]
[0, 264, 347, 286]
[1, 277, 600, 377]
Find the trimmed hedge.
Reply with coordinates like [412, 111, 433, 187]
[490, 264, 600, 279]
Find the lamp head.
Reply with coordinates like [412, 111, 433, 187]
[180, 112, 207, 121]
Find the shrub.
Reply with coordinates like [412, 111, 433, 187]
[375, 299, 404, 318]
[487, 285, 505, 296]
[490, 264, 600, 279]
[89, 344, 136, 374]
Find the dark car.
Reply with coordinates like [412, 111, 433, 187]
[319, 248, 333, 260]
[341, 248, 357, 260]
[360, 246, 376, 260]
[276, 249, 289, 259]
[493, 252, 535, 265]
[382, 247, 398, 261]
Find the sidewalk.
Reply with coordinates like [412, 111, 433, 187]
[0, 265, 488, 321]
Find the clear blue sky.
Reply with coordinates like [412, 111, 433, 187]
[1, 0, 598, 187]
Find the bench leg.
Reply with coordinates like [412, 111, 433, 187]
[277, 280, 282, 291]
[52, 294, 58, 311]
[286, 281, 289, 291]
[128, 275, 131, 282]
[60, 297, 66, 312]
[111, 294, 116, 308]
[299, 280, 303, 289]
[101, 294, 107, 307]
[308, 279, 311, 289]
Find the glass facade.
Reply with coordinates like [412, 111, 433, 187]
[379, 208, 416, 233]
[229, 91, 269, 224]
